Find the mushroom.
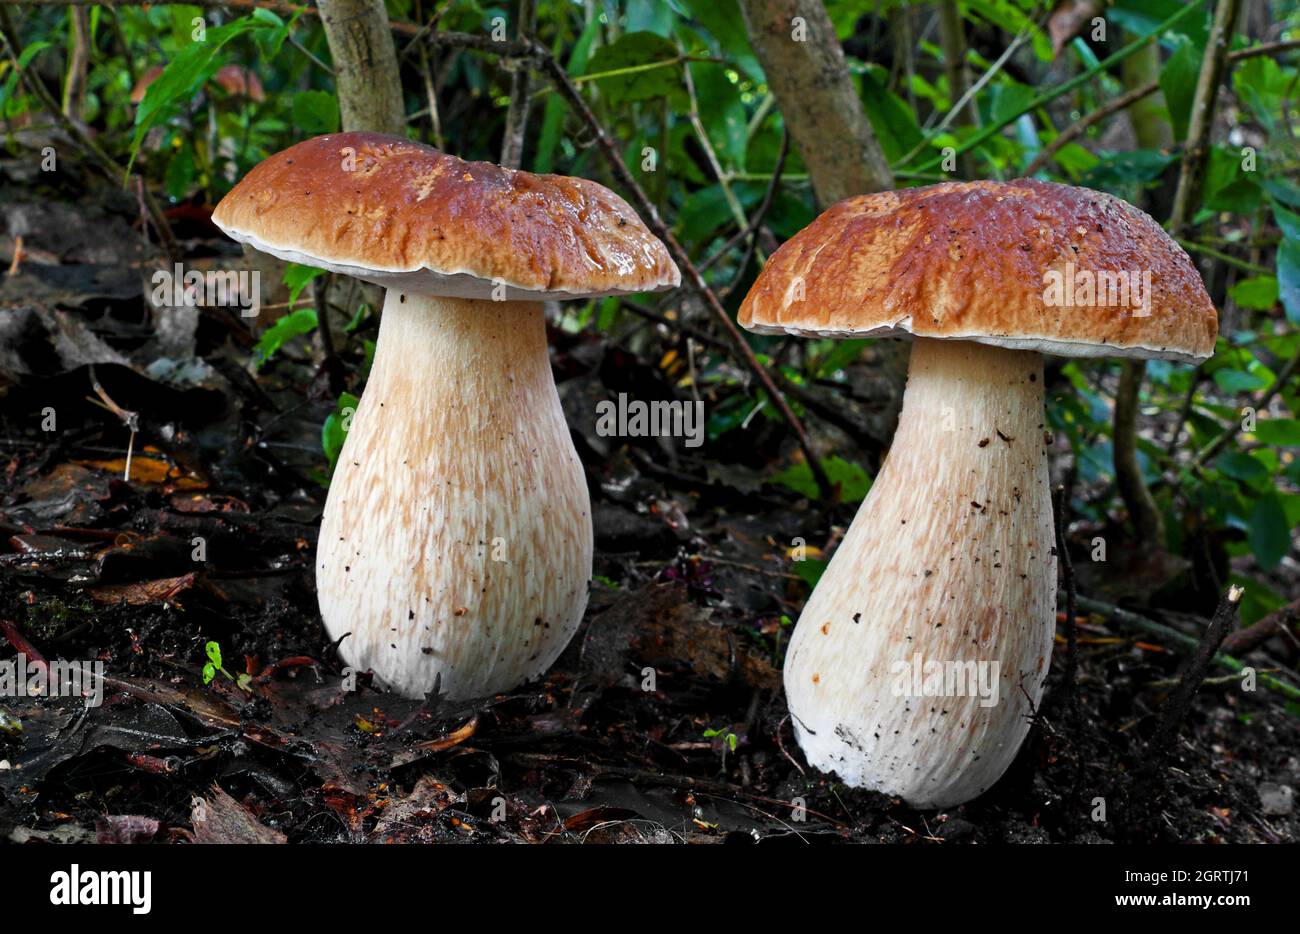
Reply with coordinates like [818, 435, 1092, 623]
[212, 132, 679, 699]
[130, 65, 264, 105]
[739, 180, 1217, 807]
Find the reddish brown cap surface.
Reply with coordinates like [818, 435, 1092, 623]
[129, 66, 163, 104]
[212, 133, 680, 300]
[212, 65, 265, 102]
[739, 180, 1217, 362]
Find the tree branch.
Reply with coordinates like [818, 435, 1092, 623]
[498, 0, 535, 168]
[738, 0, 892, 206]
[536, 44, 833, 500]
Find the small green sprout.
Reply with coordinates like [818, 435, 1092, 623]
[202, 641, 252, 691]
[703, 727, 738, 752]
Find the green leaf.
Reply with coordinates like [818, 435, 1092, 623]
[812, 340, 867, 378]
[202, 662, 216, 685]
[322, 391, 360, 473]
[1213, 367, 1268, 393]
[689, 61, 747, 169]
[983, 82, 1035, 128]
[164, 144, 196, 200]
[1254, 418, 1300, 447]
[771, 455, 872, 503]
[254, 308, 318, 368]
[205, 641, 222, 667]
[1158, 35, 1198, 141]
[1052, 141, 1100, 179]
[1108, 0, 1209, 47]
[533, 16, 599, 174]
[283, 263, 326, 308]
[1202, 145, 1262, 214]
[1229, 275, 1279, 310]
[860, 66, 923, 165]
[1272, 200, 1300, 242]
[792, 558, 828, 590]
[1278, 237, 1300, 325]
[252, 6, 299, 58]
[1233, 55, 1289, 131]
[1216, 450, 1271, 490]
[681, 0, 763, 80]
[585, 32, 682, 106]
[1082, 149, 1175, 191]
[292, 89, 339, 134]
[624, 0, 678, 36]
[1248, 492, 1292, 570]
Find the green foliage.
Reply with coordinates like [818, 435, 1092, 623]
[772, 456, 872, 503]
[253, 308, 317, 369]
[585, 32, 684, 106]
[129, 16, 272, 172]
[322, 392, 360, 474]
[291, 89, 339, 134]
[202, 641, 251, 690]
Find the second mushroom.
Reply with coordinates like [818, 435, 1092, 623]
[740, 180, 1217, 807]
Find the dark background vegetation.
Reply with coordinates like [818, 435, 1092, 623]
[0, 0, 1297, 843]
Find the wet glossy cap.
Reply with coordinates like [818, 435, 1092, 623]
[739, 180, 1217, 362]
[212, 132, 680, 300]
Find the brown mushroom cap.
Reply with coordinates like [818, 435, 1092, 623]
[129, 66, 163, 104]
[739, 180, 1217, 362]
[212, 65, 265, 103]
[211, 132, 680, 300]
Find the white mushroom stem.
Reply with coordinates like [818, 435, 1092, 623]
[316, 291, 592, 700]
[785, 338, 1057, 807]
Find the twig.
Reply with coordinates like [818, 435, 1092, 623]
[1026, 40, 1300, 177]
[721, 129, 788, 299]
[499, 0, 535, 168]
[87, 365, 140, 482]
[618, 301, 728, 353]
[1071, 591, 1300, 701]
[681, 53, 747, 231]
[536, 45, 832, 500]
[0, 619, 48, 674]
[1024, 79, 1156, 176]
[898, 26, 1030, 168]
[1169, 0, 1243, 236]
[1144, 585, 1243, 765]
[1053, 484, 1080, 725]
[901, 0, 1206, 173]
[1220, 597, 1300, 657]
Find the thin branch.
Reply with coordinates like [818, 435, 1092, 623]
[1168, 0, 1242, 236]
[1145, 585, 1244, 762]
[535, 44, 832, 500]
[499, 0, 535, 168]
[1220, 597, 1300, 657]
[722, 128, 788, 299]
[900, 0, 1207, 173]
[1072, 592, 1298, 701]
[1053, 483, 1080, 725]
[1023, 79, 1156, 176]
[1026, 39, 1300, 176]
